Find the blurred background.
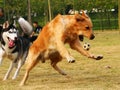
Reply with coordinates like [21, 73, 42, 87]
[0, 0, 118, 30]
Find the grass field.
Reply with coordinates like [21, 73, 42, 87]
[0, 30, 120, 90]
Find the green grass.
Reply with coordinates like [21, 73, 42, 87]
[0, 30, 120, 90]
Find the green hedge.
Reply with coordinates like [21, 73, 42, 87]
[89, 11, 118, 30]
[92, 19, 118, 30]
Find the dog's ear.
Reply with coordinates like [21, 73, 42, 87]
[75, 14, 85, 22]
[3, 21, 9, 29]
[80, 10, 88, 18]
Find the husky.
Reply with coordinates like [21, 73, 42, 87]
[0, 18, 33, 80]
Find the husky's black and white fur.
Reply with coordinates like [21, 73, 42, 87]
[0, 18, 33, 80]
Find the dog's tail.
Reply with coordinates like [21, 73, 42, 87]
[18, 17, 33, 36]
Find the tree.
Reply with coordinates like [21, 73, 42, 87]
[48, 0, 51, 21]
[118, 0, 120, 31]
[0, 0, 118, 29]
[27, 0, 31, 24]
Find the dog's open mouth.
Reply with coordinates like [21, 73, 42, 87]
[7, 37, 16, 48]
[79, 35, 84, 41]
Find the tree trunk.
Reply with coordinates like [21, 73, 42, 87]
[48, 0, 52, 21]
[118, 0, 120, 32]
[27, 0, 32, 24]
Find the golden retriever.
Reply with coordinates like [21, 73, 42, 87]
[20, 11, 103, 86]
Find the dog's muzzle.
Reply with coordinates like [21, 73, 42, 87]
[90, 34, 95, 40]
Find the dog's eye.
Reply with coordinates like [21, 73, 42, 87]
[8, 31, 12, 33]
[85, 26, 90, 30]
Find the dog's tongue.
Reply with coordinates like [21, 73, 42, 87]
[9, 40, 15, 48]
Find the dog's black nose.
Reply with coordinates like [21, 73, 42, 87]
[90, 34, 95, 40]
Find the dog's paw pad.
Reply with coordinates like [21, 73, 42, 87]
[96, 55, 103, 60]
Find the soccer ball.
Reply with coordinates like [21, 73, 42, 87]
[83, 42, 90, 51]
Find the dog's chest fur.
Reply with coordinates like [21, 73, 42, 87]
[2, 44, 16, 53]
[5, 52, 18, 60]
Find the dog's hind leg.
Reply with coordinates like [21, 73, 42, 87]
[3, 62, 15, 80]
[49, 51, 67, 75]
[20, 58, 39, 86]
[51, 60, 67, 76]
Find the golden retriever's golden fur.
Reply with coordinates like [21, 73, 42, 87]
[20, 11, 103, 86]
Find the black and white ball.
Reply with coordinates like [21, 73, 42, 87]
[83, 42, 90, 51]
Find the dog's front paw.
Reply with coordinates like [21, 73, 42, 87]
[95, 55, 103, 60]
[68, 59, 75, 63]
[12, 76, 16, 80]
[19, 82, 25, 86]
[90, 54, 103, 60]
[3, 77, 7, 81]
[66, 56, 75, 63]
